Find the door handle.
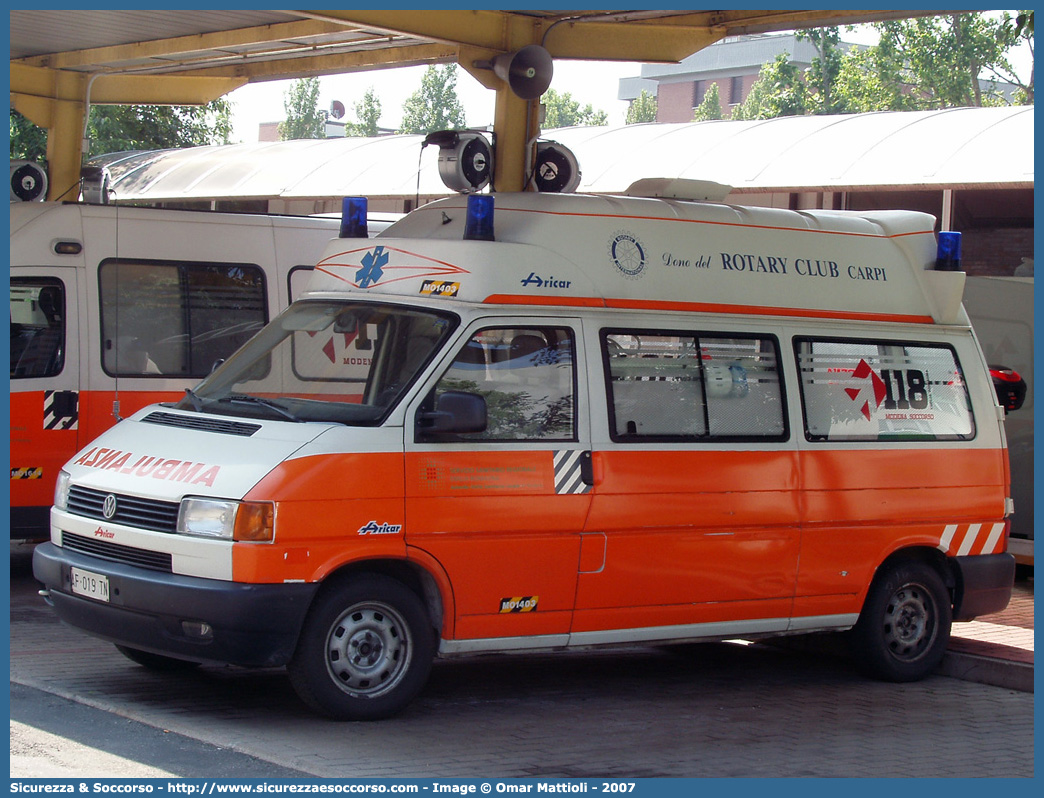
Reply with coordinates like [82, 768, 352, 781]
[580, 450, 594, 486]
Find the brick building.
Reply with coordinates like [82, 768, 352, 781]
[618, 34, 841, 122]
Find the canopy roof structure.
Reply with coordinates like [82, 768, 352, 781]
[10, 8, 954, 200]
[90, 106, 1033, 204]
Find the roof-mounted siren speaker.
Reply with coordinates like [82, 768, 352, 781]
[80, 166, 111, 205]
[425, 130, 493, 193]
[474, 45, 553, 100]
[10, 160, 48, 202]
[533, 141, 581, 193]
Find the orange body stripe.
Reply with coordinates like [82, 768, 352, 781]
[483, 294, 936, 323]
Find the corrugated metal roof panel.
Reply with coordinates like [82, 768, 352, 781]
[91, 106, 1033, 202]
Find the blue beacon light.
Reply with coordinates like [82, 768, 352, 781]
[339, 196, 368, 239]
[463, 195, 495, 241]
[935, 230, 962, 271]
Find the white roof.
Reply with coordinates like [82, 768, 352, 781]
[94, 106, 1032, 203]
[307, 191, 965, 325]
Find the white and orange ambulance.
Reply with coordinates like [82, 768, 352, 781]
[33, 181, 1015, 720]
[10, 202, 371, 539]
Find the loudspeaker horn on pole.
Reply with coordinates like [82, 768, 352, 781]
[477, 45, 553, 100]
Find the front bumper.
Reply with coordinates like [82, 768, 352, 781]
[952, 553, 1015, 621]
[32, 542, 318, 667]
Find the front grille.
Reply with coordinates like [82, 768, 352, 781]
[68, 486, 180, 534]
[62, 532, 173, 572]
[142, 411, 261, 437]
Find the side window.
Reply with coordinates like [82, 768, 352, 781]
[422, 327, 577, 442]
[99, 260, 267, 377]
[603, 330, 786, 441]
[795, 337, 975, 441]
[10, 278, 65, 379]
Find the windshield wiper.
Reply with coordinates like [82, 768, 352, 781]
[220, 394, 302, 422]
[183, 387, 203, 412]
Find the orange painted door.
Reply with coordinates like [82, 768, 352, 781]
[573, 449, 801, 634]
[404, 320, 591, 641]
[573, 329, 801, 635]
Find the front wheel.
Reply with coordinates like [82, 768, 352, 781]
[850, 561, 952, 682]
[287, 575, 435, 721]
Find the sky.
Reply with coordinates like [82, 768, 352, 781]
[224, 14, 1033, 144]
[226, 59, 642, 143]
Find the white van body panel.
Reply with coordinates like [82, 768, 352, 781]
[10, 202, 341, 538]
[31, 189, 1014, 716]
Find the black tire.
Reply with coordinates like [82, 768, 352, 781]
[850, 561, 952, 682]
[287, 574, 435, 721]
[115, 645, 201, 671]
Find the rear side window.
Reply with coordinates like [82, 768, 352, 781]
[795, 337, 975, 441]
[99, 259, 267, 377]
[10, 278, 65, 379]
[602, 330, 786, 442]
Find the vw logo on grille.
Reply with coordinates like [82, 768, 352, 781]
[102, 494, 118, 520]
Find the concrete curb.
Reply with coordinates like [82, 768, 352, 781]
[937, 650, 1034, 693]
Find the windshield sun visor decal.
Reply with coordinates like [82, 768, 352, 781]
[317, 245, 470, 290]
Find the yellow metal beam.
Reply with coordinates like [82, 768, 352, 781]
[543, 21, 726, 63]
[12, 62, 245, 106]
[16, 19, 360, 71]
[178, 43, 457, 82]
[12, 62, 245, 200]
[296, 9, 515, 51]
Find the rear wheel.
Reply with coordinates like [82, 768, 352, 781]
[287, 574, 435, 721]
[850, 561, 951, 682]
[115, 645, 201, 671]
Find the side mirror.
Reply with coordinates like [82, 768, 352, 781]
[417, 391, 487, 434]
[989, 365, 1027, 413]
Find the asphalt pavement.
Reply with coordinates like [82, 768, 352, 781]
[8, 542, 1035, 778]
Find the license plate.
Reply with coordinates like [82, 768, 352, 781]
[70, 567, 110, 603]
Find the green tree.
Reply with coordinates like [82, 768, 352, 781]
[732, 12, 1032, 120]
[279, 77, 326, 140]
[834, 44, 914, 113]
[692, 82, 723, 121]
[989, 9, 1034, 104]
[625, 89, 658, 123]
[835, 12, 1033, 112]
[862, 13, 1022, 109]
[541, 88, 608, 129]
[10, 111, 48, 161]
[798, 27, 848, 114]
[11, 99, 232, 162]
[732, 53, 809, 120]
[344, 87, 383, 137]
[89, 100, 231, 155]
[398, 65, 466, 134]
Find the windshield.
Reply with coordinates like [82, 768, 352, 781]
[174, 300, 457, 425]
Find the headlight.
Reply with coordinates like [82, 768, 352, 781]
[54, 471, 71, 511]
[177, 498, 274, 541]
